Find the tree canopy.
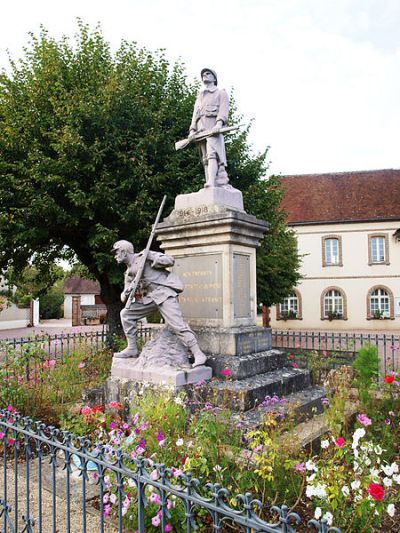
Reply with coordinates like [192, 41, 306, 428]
[0, 22, 301, 331]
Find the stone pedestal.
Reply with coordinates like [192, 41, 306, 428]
[157, 188, 267, 332]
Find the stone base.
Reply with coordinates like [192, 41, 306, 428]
[110, 327, 212, 385]
[174, 185, 244, 212]
[110, 360, 212, 386]
[194, 326, 272, 357]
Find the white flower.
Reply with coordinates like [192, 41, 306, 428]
[393, 473, 400, 484]
[354, 494, 362, 502]
[314, 507, 322, 519]
[341, 485, 350, 497]
[176, 438, 184, 447]
[314, 483, 327, 499]
[306, 460, 318, 472]
[351, 479, 361, 490]
[387, 503, 395, 517]
[370, 468, 380, 479]
[307, 474, 316, 482]
[174, 396, 183, 405]
[382, 464, 394, 476]
[213, 465, 222, 472]
[352, 428, 366, 449]
[392, 463, 399, 473]
[383, 477, 393, 487]
[306, 485, 315, 498]
[364, 457, 371, 466]
[110, 493, 117, 504]
[374, 445, 383, 455]
[321, 440, 330, 449]
[323, 511, 333, 525]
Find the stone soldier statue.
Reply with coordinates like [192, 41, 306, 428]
[112, 240, 207, 367]
[189, 68, 230, 188]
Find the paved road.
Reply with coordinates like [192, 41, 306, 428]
[0, 319, 104, 340]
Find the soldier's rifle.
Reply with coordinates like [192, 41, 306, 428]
[175, 124, 243, 151]
[124, 195, 167, 309]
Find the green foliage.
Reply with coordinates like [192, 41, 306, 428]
[0, 22, 300, 330]
[352, 344, 380, 403]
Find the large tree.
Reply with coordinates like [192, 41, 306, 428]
[0, 23, 300, 334]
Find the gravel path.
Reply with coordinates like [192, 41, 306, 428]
[0, 461, 119, 532]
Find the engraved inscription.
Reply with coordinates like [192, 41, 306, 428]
[174, 254, 223, 319]
[233, 253, 251, 318]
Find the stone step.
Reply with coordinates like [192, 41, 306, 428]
[232, 386, 327, 428]
[208, 367, 311, 411]
[206, 349, 287, 380]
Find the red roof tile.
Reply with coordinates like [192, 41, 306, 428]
[280, 169, 400, 224]
[64, 277, 100, 295]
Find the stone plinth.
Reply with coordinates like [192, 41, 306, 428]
[110, 359, 211, 386]
[157, 198, 267, 330]
[110, 327, 212, 385]
[175, 186, 244, 212]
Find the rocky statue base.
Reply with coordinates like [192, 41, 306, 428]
[109, 328, 212, 386]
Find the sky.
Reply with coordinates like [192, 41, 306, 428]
[1, 0, 399, 177]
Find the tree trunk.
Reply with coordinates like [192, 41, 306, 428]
[99, 279, 124, 343]
[262, 304, 270, 328]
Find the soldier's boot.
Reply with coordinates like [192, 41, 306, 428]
[190, 343, 207, 367]
[113, 338, 139, 359]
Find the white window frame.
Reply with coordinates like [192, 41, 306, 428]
[371, 236, 386, 263]
[324, 289, 343, 318]
[325, 238, 339, 265]
[370, 288, 390, 318]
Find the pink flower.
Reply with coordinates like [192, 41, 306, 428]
[108, 401, 123, 410]
[220, 368, 231, 377]
[78, 362, 86, 369]
[290, 362, 299, 368]
[103, 503, 111, 519]
[7, 405, 16, 413]
[165, 524, 172, 532]
[335, 437, 345, 448]
[81, 406, 93, 416]
[294, 463, 305, 472]
[149, 492, 161, 505]
[357, 414, 372, 426]
[48, 359, 56, 366]
[322, 350, 328, 357]
[0, 432, 4, 440]
[151, 515, 161, 527]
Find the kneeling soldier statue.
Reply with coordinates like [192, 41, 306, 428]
[112, 240, 207, 368]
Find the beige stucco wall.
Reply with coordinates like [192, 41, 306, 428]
[271, 220, 400, 331]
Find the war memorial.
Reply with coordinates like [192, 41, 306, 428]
[107, 68, 322, 417]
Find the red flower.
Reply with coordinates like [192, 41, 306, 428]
[368, 483, 385, 501]
[335, 437, 345, 448]
[220, 368, 231, 377]
[108, 401, 123, 410]
[384, 375, 395, 384]
[92, 405, 104, 413]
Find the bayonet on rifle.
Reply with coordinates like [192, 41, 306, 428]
[124, 195, 167, 309]
[175, 124, 243, 151]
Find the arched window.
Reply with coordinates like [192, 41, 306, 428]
[321, 287, 347, 320]
[368, 286, 393, 319]
[277, 290, 302, 320]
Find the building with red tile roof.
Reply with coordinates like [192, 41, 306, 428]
[271, 169, 400, 331]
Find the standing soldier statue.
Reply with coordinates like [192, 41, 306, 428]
[179, 68, 234, 188]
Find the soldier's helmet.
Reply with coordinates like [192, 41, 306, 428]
[201, 68, 217, 85]
[111, 240, 134, 254]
